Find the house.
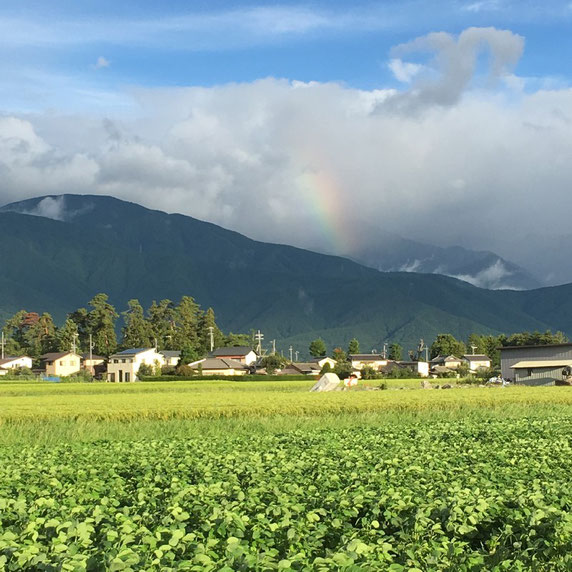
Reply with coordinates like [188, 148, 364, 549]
[40, 352, 82, 377]
[285, 362, 323, 375]
[500, 343, 572, 385]
[159, 350, 181, 367]
[80, 353, 106, 376]
[0, 356, 33, 375]
[188, 357, 250, 376]
[211, 346, 258, 366]
[462, 354, 491, 372]
[308, 357, 337, 369]
[107, 348, 165, 382]
[349, 353, 388, 371]
[430, 355, 463, 369]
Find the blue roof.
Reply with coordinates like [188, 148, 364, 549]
[116, 348, 152, 355]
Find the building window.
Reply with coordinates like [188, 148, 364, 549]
[60, 361, 64, 366]
[527, 368, 533, 377]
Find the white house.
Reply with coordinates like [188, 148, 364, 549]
[41, 352, 82, 377]
[159, 350, 181, 367]
[309, 357, 337, 369]
[107, 348, 165, 382]
[211, 346, 258, 366]
[0, 356, 33, 375]
[430, 355, 463, 369]
[349, 354, 388, 371]
[462, 354, 491, 372]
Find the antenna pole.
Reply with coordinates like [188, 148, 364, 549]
[289, 346, 293, 362]
[208, 326, 214, 352]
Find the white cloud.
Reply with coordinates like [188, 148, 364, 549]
[0, 27, 571, 285]
[94, 56, 110, 69]
[388, 58, 424, 83]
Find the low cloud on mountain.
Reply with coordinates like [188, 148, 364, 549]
[0, 27, 571, 284]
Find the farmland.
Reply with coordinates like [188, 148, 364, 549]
[2, 380, 572, 570]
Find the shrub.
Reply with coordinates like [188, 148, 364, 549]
[175, 364, 195, 377]
[138, 364, 154, 377]
[360, 365, 379, 380]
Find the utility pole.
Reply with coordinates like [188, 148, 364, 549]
[89, 334, 94, 363]
[271, 339, 276, 355]
[1, 331, 4, 359]
[208, 326, 214, 352]
[254, 330, 264, 355]
[295, 350, 299, 361]
[383, 343, 387, 359]
[71, 333, 78, 354]
[289, 346, 293, 362]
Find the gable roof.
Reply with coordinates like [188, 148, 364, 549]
[463, 354, 490, 361]
[80, 353, 105, 360]
[0, 356, 30, 367]
[349, 354, 385, 361]
[159, 350, 181, 358]
[113, 348, 154, 356]
[212, 346, 254, 357]
[40, 352, 80, 361]
[190, 357, 249, 370]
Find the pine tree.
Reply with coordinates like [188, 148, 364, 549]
[57, 318, 80, 353]
[148, 299, 176, 349]
[88, 293, 118, 356]
[122, 299, 152, 349]
[347, 338, 360, 355]
[309, 338, 326, 357]
[198, 307, 224, 354]
[173, 296, 201, 351]
[388, 343, 403, 361]
[24, 313, 57, 358]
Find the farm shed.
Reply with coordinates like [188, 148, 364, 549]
[500, 343, 572, 385]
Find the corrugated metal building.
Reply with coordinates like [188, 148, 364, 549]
[500, 343, 572, 385]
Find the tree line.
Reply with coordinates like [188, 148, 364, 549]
[307, 330, 569, 369]
[1, 293, 252, 362]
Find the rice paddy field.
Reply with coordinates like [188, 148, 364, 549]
[2, 379, 572, 570]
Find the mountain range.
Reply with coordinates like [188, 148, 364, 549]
[0, 194, 569, 355]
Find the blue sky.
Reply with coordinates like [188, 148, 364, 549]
[1, 1, 571, 111]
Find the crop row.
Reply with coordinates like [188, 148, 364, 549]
[2, 417, 572, 570]
[3, 384, 572, 423]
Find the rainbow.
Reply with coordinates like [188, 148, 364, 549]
[299, 170, 353, 254]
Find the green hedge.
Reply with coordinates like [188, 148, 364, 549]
[138, 374, 314, 382]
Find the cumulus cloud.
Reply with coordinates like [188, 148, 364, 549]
[384, 27, 524, 111]
[0, 27, 571, 285]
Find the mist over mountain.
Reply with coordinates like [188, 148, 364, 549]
[352, 234, 541, 291]
[0, 194, 569, 355]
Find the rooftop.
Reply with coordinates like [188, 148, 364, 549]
[40, 352, 79, 360]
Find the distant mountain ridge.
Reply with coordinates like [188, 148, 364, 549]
[352, 235, 540, 291]
[0, 194, 569, 355]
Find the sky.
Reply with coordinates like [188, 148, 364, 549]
[1, 0, 572, 280]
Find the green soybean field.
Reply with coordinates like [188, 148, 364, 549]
[2, 381, 572, 570]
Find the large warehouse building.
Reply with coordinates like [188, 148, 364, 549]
[500, 343, 572, 385]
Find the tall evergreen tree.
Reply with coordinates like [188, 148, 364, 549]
[24, 313, 57, 357]
[309, 338, 326, 357]
[2, 310, 28, 356]
[173, 296, 201, 351]
[347, 338, 360, 355]
[68, 307, 90, 351]
[148, 299, 176, 349]
[388, 342, 403, 361]
[88, 293, 118, 356]
[198, 307, 225, 354]
[122, 299, 152, 349]
[57, 318, 80, 353]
